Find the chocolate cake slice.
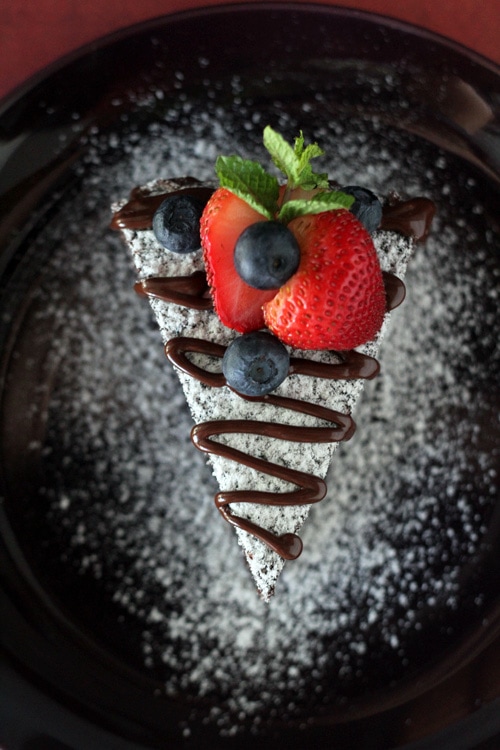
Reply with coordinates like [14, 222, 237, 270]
[111, 171, 434, 600]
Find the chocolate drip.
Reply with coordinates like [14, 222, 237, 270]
[383, 272, 406, 311]
[166, 336, 369, 558]
[114, 181, 435, 559]
[134, 272, 212, 310]
[381, 197, 436, 242]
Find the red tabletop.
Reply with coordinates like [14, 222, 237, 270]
[1, 0, 499, 102]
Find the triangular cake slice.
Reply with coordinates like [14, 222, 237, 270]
[111, 134, 434, 600]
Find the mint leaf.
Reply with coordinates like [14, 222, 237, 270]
[263, 127, 297, 181]
[278, 190, 354, 223]
[294, 135, 323, 163]
[294, 133, 328, 189]
[215, 155, 279, 218]
[263, 126, 329, 190]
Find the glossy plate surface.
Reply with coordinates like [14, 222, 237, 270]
[1, 5, 499, 749]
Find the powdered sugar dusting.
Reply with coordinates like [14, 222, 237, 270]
[6, 104, 499, 735]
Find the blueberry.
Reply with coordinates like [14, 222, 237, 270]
[342, 185, 383, 234]
[234, 221, 300, 290]
[222, 332, 290, 397]
[152, 193, 204, 253]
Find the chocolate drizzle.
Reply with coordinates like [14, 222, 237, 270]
[114, 182, 435, 559]
[135, 269, 404, 315]
[134, 272, 212, 310]
[110, 178, 215, 231]
[165, 337, 371, 559]
[383, 272, 406, 311]
[381, 197, 436, 242]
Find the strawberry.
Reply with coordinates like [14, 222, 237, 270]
[263, 209, 386, 350]
[200, 188, 276, 332]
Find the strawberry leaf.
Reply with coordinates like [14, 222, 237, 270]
[263, 126, 329, 190]
[215, 155, 279, 219]
[278, 190, 355, 224]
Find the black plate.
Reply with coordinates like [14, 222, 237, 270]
[1, 5, 499, 749]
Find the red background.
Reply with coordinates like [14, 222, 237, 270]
[1, 0, 499, 102]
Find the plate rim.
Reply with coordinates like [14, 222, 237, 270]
[1, 3, 499, 748]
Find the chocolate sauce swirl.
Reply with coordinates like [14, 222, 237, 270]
[114, 182, 435, 559]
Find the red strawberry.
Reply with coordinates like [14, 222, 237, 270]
[263, 209, 386, 351]
[200, 188, 277, 332]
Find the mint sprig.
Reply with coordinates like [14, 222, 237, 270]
[215, 126, 354, 223]
[263, 126, 329, 191]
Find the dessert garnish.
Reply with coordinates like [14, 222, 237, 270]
[111, 127, 435, 598]
[200, 127, 386, 351]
